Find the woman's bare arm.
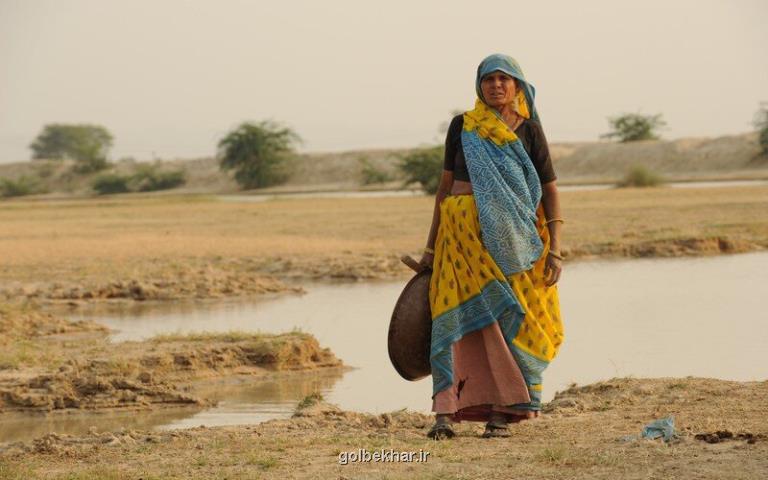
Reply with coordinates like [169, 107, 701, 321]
[540, 180, 562, 253]
[540, 180, 563, 285]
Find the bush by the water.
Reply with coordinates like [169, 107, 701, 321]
[130, 164, 186, 192]
[753, 102, 768, 156]
[217, 121, 300, 190]
[398, 146, 444, 194]
[91, 165, 186, 195]
[617, 165, 665, 187]
[358, 156, 393, 185]
[92, 173, 131, 194]
[601, 113, 666, 142]
[30, 123, 113, 174]
[0, 175, 47, 198]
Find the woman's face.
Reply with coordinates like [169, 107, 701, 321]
[480, 71, 517, 108]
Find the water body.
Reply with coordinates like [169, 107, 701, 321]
[3, 252, 767, 443]
[216, 179, 768, 202]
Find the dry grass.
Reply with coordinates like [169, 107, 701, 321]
[1, 186, 766, 285]
[2, 377, 766, 479]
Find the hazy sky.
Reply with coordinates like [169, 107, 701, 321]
[1, 0, 766, 163]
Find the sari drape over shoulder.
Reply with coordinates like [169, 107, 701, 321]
[429, 54, 564, 415]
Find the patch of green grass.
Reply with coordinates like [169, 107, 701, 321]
[616, 165, 665, 188]
[536, 444, 572, 466]
[0, 175, 48, 198]
[358, 156, 393, 185]
[590, 449, 624, 466]
[296, 391, 324, 410]
[149, 330, 264, 343]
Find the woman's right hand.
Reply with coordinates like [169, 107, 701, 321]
[418, 252, 434, 272]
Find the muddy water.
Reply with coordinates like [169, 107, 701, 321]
[4, 252, 768, 443]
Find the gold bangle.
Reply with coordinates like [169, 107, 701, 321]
[546, 218, 565, 225]
[423, 247, 435, 255]
[548, 251, 564, 260]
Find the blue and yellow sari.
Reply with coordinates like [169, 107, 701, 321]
[429, 54, 564, 411]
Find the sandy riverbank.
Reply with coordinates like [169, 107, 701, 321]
[1, 185, 766, 306]
[0, 304, 343, 416]
[1, 376, 765, 479]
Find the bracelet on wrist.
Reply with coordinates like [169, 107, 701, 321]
[548, 250, 564, 260]
[546, 218, 565, 225]
[423, 247, 435, 255]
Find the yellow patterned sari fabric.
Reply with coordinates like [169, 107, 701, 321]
[428, 193, 563, 408]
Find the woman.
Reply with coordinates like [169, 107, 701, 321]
[420, 54, 564, 439]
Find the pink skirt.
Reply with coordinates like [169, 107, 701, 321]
[431, 321, 539, 423]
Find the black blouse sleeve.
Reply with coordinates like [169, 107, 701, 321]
[443, 115, 463, 171]
[528, 120, 557, 184]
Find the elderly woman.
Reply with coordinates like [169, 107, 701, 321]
[420, 54, 564, 439]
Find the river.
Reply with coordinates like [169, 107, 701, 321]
[2, 252, 766, 443]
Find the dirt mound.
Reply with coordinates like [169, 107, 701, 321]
[564, 236, 761, 260]
[0, 305, 107, 339]
[0, 305, 343, 414]
[0, 427, 182, 457]
[139, 332, 343, 374]
[0, 332, 341, 414]
[6, 271, 303, 303]
[291, 400, 432, 431]
[0, 370, 203, 412]
[543, 377, 768, 415]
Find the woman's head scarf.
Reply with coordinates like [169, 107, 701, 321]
[474, 53, 539, 123]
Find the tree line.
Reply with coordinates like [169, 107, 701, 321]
[3, 105, 767, 198]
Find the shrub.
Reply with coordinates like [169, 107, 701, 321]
[33, 161, 57, 179]
[398, 146, 444, 194]
[358, 156, 393, 185]
[617, 165, 665, 188]
[217, 121, 300, 189]
[130, 165, 186, 192]
[753, 102, 768, 155]
[92, 173, 131, 195]
[29, 123, 113, 173]
[601, 113, 666, 142]
[91, 165, 186, 195]
[296, 392, 324, 410]
[0, 176, 47, 198]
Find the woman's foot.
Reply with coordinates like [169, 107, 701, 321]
[427, 414, 456, 440]
[482, 412, 511, 438]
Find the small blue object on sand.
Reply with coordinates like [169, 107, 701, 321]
[641, 416, 677, 442]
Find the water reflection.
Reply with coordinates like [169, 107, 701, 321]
[0, 406, 201, 444]
[0, 368, 346, 444]
[160, 367, 347, 430]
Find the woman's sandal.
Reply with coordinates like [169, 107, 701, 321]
[427, 417, 456, 440]
[482, 420, 511, 438]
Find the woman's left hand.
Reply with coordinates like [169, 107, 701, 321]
[544, 253, 562, 286]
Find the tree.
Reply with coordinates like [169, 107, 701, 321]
[601, 113, 666, 142]
[398, 146, 444, 194]
[29, 123, 112, 173]
[217, 121, 300, 189]
[753, 102, 768, 155]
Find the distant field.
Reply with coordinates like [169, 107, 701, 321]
[1, 131, 766, 197]
[1, 184, 766, 303]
